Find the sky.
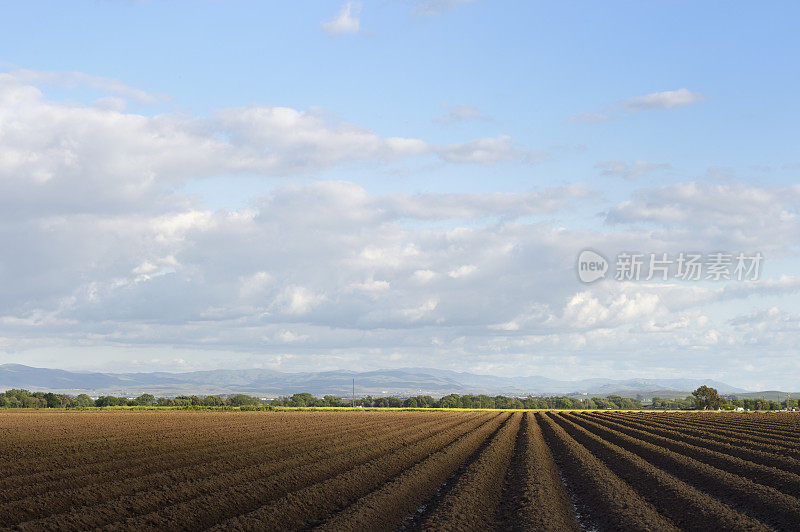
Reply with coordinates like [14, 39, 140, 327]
[1, 1, 799, 389]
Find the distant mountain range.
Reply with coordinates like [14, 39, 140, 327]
[0, 363, 758, 399]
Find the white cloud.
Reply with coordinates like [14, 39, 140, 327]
[596, 160, 670, 180]
[238, 271, 274, 299]
[400, 298, 438, 322]
[0, 73, 534, 220]
[4, 66, 168, 105]
[6, 177, 790, 345]
[727, 306, 800, 350]
[569, 88, 705, 123]
[436, 135, 536, 164]
[379, 184, 591, 219]
[412, 270, 438, 283]
[606, 182, 800, 250]
[2, 68, 800, 387]
[215, 105, 429, 169]
[621, 88, 706, 111]
[274, 329, 310, 343]
[322, 2, 362, 37]
[730, 306, 800, 332]
[448, 264, 477, 278]
[558, 290, 662, 329]
[272, 286, 325, 316]
[433, 103, 489, 124]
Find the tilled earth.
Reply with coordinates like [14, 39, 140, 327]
[1, 409, 799, 531]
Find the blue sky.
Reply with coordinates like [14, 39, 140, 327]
[1, 1, 799, 389]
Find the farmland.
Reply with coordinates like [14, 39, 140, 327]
[1, 410, 799, 530]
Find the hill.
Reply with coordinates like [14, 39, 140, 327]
[0, 363, 759, 398]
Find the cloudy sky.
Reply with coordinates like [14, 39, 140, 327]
[1, 1, 799, 389]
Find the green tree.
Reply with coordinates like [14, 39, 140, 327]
[386, 396, 402, 407]
[322, 395, 342, 407]
[359, 395, 374, 407]
[494, 395, 514, 409]
[692, 386, 723, 410]
[43, 392, 62, 408]
[95, 396, 126, 407]
[438, 394, 461, 408]
[227, 394, 260, 407]
[554, 396, 573, 409]
[289, 393, 316, 407]
[374, 397, 389, 407]
[134, 394, 155, 406]
[74, 394, 94, 407]
[416, 395, 436, 408]
[403, 397, 419, 408]
[202, 395, 225, 406]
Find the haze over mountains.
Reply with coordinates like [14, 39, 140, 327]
[0, 364, 753, 399]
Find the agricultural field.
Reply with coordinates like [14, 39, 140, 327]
[1, 410, 800, 531]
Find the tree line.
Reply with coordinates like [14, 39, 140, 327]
[687, 385, 797, 411]
[269, 392, 646, 410]
[0, 389, 644, 409]
[0, 389, 262, 409]
[1, 386, 795, 410]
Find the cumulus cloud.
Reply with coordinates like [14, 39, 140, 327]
[0, 177, 589, 323]
[558, 289, 662, 329]
[215, 105, 430, 170]
[2, 69, 800, 386]
[2, 185, 800, 386]
[378, 184, 591, 219]
[436, 135, 538, 164]
[730, 306, 800, 333]
[726, 306, 800, 357]
[621, 88, 706, 111]
[569, 88, 706, 123]
[322, 2, 362, 36]
[4, 66, 168, 105]
[433, 103, 489, 124]
[606, 182, 800, 250]
[5, 176, 794, 361]
[0, 73, 534, 220]
[271, 286, 326, 316]
[595, 160, 670, 180]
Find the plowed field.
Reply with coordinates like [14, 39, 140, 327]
[1, 410, 798, 531]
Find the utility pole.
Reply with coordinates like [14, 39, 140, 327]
[352, 378, 355, 408]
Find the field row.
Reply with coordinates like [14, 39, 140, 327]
[1, 410, 799, 530]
